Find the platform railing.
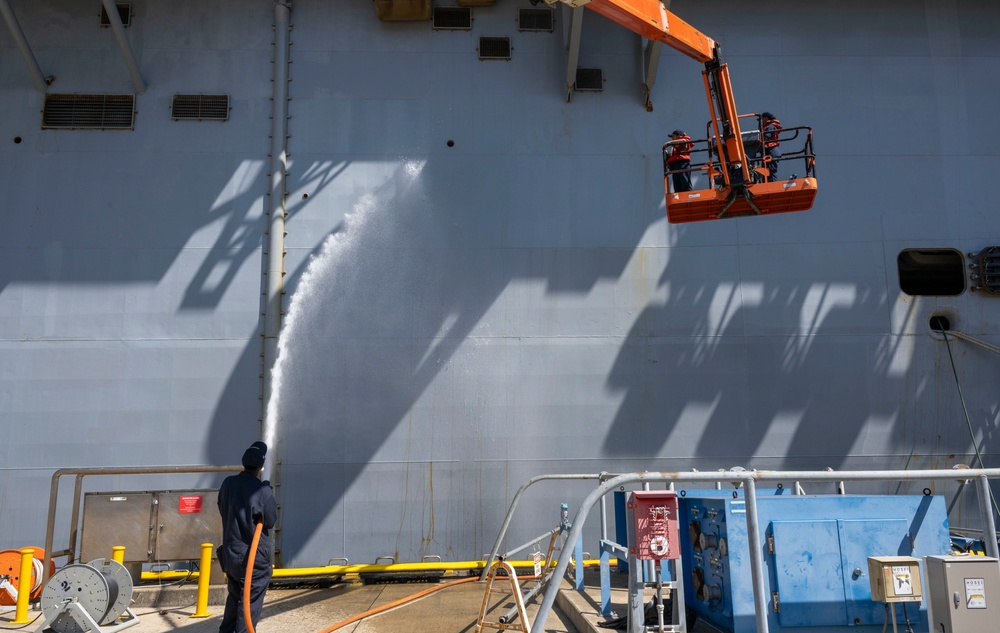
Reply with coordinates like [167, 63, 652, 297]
[42, 465, 242, 584]
[527, 467, 1000, 633]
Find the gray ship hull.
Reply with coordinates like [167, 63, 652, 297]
[1, 0, 998, 567]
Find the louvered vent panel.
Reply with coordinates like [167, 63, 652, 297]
[479, 37, 511, 60]
[171, 95, 230, 121]
[42, 94, 135, 129]
[100, 3, 132, 27]
[433, 7, 472, 30]
[575, 68, 604, 91]
[518, 8, 553, 32]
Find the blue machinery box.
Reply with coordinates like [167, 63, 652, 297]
[630, 490, 951, 633]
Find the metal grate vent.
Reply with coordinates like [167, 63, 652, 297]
[42, 94, 135, 130]
[171, 94, 230, 121]
[969, 246, 1000, 295]
[478, 37, 511, 60]
[433, 7, 472, 30]
[518, 8, 554, 32]
[574, 68, 604, 91]
[100, 3, 132, 27]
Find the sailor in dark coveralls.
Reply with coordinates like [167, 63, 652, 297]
[217, 441, 277, 633]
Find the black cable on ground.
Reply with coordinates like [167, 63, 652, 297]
[1, 612, 42, 630]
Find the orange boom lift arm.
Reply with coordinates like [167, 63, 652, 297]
[546, 0, 817, 223]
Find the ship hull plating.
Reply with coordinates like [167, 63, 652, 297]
[1, 0, 998, 566]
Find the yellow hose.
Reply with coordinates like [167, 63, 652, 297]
[142, 558, 613, 581]
[243, 521, 264, 633]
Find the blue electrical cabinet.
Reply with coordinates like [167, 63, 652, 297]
[677, 490, 951, 633]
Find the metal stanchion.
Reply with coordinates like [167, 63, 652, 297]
[191, 543, 214, 618]
[10, 548, 34, 625]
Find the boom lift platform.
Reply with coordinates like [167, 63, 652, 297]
[545, 0, 818, 224]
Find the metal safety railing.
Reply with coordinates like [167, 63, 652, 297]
[43, 465, 242, 584]
[527, 467, 1000, 633]
[478, 504, 584, 632]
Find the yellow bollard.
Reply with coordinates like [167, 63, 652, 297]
[190, 543, 213, 618]
[9, 548, 34, 625]
[112, 545, 125, 565]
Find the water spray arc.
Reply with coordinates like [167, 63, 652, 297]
[261, 0, 291, 487]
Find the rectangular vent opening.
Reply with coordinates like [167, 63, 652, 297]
[574, 68, 604, 91]
[100, 3, 132, 27]
[433, 7, 472, 30]
[518, 8, 554, 32]
[479, 37, 511, 60]
[171, 95, 230, 121]
[42, 94, 135, 130]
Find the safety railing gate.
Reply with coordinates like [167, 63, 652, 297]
[485, 468, 1000, 633]
[477, 503, 580, 633]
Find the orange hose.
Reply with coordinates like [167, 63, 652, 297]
[243, 521, 264, 633]
[315, 576, 479, 633]
[242, 519, 478, 633]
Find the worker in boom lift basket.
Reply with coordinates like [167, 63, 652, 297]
[667, 129, 693, 193]
[761, 112, 782, 182]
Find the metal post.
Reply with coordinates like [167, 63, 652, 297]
[641, 40, 662, 111]
[68, 474, 84, 561]
[191, 542, 213, 618]
[100, 0, 146, 94]
[743, 477, 770, 633]
[261, 1, 292, 564]
[627, 552, 643, 633]
[0, 0, 48, 92]
[600, 493, 608, 542]
[564, 6, 584, 101]
[574, 529, 585, 590]
[11, 548, 34, 624]
[976, 475, 999, 559]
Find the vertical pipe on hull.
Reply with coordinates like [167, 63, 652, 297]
[0, 0, 49, 93]
[100, 0, 146, 94]
[564, 6, 584, 102]
[261, 1, 290, 562]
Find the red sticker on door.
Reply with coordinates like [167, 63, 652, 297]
[179, 496, 203, 514]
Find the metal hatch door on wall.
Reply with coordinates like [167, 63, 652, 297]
[838, 518, 912, 625]
[770, 520, 848, 626]
[81, 493, 155, 563]
[770, 518, 909, 627]
[80, 490, 221, 563]
[155, 490, 221, 560]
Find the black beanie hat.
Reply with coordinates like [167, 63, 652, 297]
[242, 442, 267, 469]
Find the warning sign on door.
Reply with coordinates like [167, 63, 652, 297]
[891, 565, 913, 596]
[965, 578, 987, 609]
[179, 495, 203, 514]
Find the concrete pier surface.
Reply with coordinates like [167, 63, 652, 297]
[1, 568, 723, 633]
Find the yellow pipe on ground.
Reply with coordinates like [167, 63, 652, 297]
[141, 558, 613, 581]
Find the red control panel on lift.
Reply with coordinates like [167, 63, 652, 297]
[627, 491, 681, 561]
